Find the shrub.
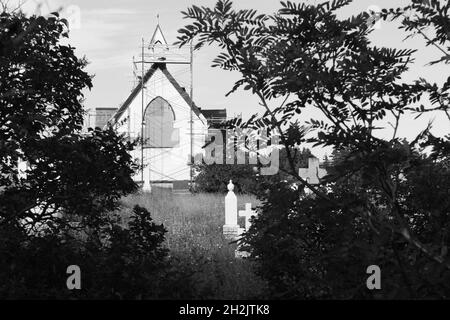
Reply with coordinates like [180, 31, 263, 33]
[0, 206, 173, 299]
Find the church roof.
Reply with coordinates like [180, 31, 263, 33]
[110, 63, 204, 125]
[201, 109, 227, 120]
[200, 109, 227, 126]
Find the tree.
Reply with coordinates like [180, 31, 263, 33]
[0, 205, 171, 299]
[193, 132, 313, 194]
[177, 0, 450, 298]
[0, 10, 138, 231]
[0, 9, 176, 299]
[194, 119, 313, 194]
[381, 0, 450, 121]
[193, 147, 313, 194]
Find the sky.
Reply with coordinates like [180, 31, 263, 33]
[13, 0, 450, 159]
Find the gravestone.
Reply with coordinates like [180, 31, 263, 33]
[223, 180, 240, 239]
[239, 203, 257, 231]
[222, 180, 258, 258]
[235, 203, 258, 259]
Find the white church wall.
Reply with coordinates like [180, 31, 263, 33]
[115, 67, 207, 186]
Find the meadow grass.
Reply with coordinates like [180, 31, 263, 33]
[120, 190, 267, 299]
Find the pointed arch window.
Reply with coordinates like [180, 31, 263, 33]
[143, 97, 179, 148]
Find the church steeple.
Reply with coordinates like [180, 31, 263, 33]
[150, 23, 168, 46]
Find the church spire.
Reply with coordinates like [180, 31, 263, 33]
[150, 19, 168, 46]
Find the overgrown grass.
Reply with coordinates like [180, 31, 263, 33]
[120, 190, 267, 300]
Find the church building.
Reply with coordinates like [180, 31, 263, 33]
[89, 24, 227, 192]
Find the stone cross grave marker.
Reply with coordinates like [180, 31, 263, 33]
[222, 180, 259, 258]
[239, 203, 257, 231]
[235, 203, 258, 259]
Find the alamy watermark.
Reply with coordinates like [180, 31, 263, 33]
[66, 265, 81, 290]
[366, 265, 381, 290]
[27, 1, 82, 30]
[365, 1, 438, 31]
[62, 5, 81, 30]
[194, 128, 280, 176]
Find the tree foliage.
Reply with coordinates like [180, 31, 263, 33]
[0, 10, 179, 298]
[178, 0, 450, 298]
[380, 0, 450, 120]
[0, 205, 173, 299]
[0, 10, 138, 231]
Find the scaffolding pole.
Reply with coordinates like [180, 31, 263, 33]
[141, 38, 145, 186]
[189, 41, 194, 187]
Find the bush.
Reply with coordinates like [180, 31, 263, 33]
[244, 143, 450, 299]
[193, 147, 313, 194]
[0, 206, 174, 299]
[193, 163, 258, 194]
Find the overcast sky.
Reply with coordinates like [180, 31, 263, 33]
[15, 0, 450, 158]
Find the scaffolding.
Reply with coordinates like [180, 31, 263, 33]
[132, 32, 195, 188]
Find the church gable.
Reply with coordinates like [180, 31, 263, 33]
[110, 63, 206, 128]
[111, 63, 158, 125]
